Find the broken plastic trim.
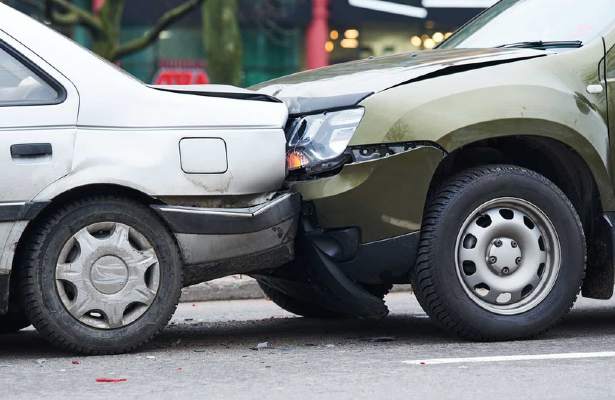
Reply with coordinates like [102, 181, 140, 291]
[287, 141, 445, 181]
[348, 141, 445, 166]
[287, 152, 353, 181]
[350, 142, 424, 164]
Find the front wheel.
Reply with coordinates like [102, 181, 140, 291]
[20, 196, 183, 354]
[413, 165, 585, 340]
[0, 310, 30, 334]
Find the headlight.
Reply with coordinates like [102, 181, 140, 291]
[286, 108, 364, 175]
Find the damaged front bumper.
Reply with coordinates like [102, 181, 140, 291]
[152, 192, 301, 286]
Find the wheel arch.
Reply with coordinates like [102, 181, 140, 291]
[7, 184, 165, 305]
[27, 183, 162, 228]
[435, 117, 614, 209]
[428, 135, 614, 299]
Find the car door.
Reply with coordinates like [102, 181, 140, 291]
[0, 31, 78, 203]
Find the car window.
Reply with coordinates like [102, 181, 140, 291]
[0, 45, 60, 106]
[441, 0, 615, 50]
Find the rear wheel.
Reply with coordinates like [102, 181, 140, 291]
[20, 196, 183, 354]
[413, 165, 585, 340]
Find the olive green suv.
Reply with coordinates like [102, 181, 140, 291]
[253, 0, 615, 340]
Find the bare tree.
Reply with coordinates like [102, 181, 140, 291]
[37, 0, 205, 61]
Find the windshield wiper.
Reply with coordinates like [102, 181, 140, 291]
[496, 40, 583, 49]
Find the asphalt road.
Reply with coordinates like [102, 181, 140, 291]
[2, 293, 615, 400]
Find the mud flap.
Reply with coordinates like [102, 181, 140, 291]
[582, 214, 615, 299]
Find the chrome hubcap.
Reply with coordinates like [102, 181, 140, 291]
[55, 222, 160, 329]
[455, 198, 561, 315]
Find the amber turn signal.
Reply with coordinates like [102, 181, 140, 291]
[287, 150, 309, 171]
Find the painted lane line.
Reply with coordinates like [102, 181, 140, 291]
[402, 351, 615, 365]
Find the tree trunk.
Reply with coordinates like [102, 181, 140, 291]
[203, 0, 243, 86]
[95, 0, 124, 59]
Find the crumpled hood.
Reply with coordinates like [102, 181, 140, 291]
[254, 48, 545, 115]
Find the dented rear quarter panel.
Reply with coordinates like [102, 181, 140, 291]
[34, 127, 287, 201]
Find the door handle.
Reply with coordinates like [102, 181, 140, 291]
[10, 143, 52, 159]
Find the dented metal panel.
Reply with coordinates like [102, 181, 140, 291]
[255, 48, 545, 114]
[0, 221, 27, 275]
[34, 127, 287, 200]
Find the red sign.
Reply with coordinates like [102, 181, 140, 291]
[153, 68, 209, 85]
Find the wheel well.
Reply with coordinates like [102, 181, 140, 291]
[28, 184, 162, 228]
[8, 184, 163, 308]
[429, 135, 612, 299]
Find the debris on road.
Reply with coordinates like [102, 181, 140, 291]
[71, 360, 80, 365]
[35, 359, 46, 367]
[96, 378, 128, 383]
[252, 341, 270, 350]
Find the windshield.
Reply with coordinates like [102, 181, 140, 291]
[440, 0, 615, 50]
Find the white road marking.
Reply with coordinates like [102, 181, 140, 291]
[402, 352, 615, 365]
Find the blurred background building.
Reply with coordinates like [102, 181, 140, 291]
[6, 0, 497, 87]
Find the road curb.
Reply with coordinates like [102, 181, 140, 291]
[180, 276, 412, 302]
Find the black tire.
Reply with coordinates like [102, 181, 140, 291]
[20, 196, 183, 355]
[413, 165, 585, 341]
[258, 279, 391, 318]
[0, 310, 30, 334]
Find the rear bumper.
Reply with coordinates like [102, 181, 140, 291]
[152, 193, 301, 285]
